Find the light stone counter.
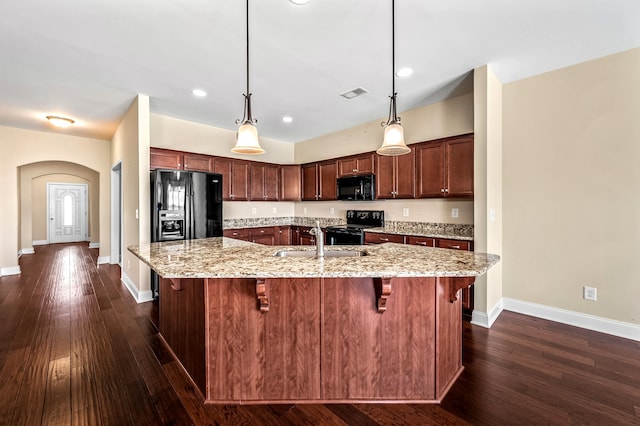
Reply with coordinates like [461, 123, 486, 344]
[129, 237, 499, 279]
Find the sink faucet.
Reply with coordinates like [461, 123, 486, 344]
[309, 220, 325, 258]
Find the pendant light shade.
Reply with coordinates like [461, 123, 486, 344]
[232, 0, 264, 155]
[377, 0, 410, 156]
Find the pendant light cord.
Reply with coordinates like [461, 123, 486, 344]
[236, 0, 255, 125]
[245, 0, 250, 98]
[392, 0, 395, 98]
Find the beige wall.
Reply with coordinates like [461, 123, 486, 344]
[472, 66, 504, 324]
[19, 163, 100, 247]
[112, 95, 151, 301]
[0, 126, 111, 275]
[150, 114, 296, 164]
[295, 93, 474, 163]
[502, 48, 640, 325]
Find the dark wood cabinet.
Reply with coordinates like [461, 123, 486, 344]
[302, 161, 337, 201]
[150, 148, 183, 170]
[279, 165, 302, 201]
[223, 228, 251, 241]
[224, 227, 277, 245]
[250, 162, 279, 201]
[436, 238, 474, 316]
[183, 153, 213, 172]
[214, 157, 250, 201]
[364, 232, 405, 245]
[416, 134, 473, 198]
[298, 226, 315, 245]
[337, 153, 374, 177]
[375, 147, 415, 199]
[406, 236, 436, 247]
[277, 226, 292, 245]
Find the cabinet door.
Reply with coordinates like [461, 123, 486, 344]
[318, 161, 337, 200]
[394, 147, 416, 198]
[263, 164, 279, 200]
[279, 165, 301, 201]
[445, 136, 474, 197]
[183, 153, 213, 172]
[277, 226, 292, 245]
[231, 160, 250, 201]
[337, 153, 374, 177]
[375, 154, 396, 199]
[416, 142, 445, 198]
[436, 238, 473, 314]
[213, 157, 233, 201]
[223, 228, 252, 241]
[150, 148, 183, 170]
[250, 163, 265, 201]
[301, 164, 318, 200]
[436, 238, 471, 251]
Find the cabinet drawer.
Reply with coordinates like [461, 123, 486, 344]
[364, 232, 405, 244]
[436, 239, 471, 251]
[406, 236, 435, 247]
[223, 228, 251, 240]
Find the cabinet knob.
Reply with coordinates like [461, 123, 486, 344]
[230, 194, 235, 199]
[444, 188, 449, 193]
[352, 168, 358, 172]
[441, 189, 445, 193]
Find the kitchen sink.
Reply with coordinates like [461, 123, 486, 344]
[274, 249, 368, 258]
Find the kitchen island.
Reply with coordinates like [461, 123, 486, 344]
[129, 237, 499, 404]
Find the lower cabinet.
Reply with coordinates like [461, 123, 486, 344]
[223, 227, 277, 245]
[436, 238, 474, 317]
[364, 232, 405, 244]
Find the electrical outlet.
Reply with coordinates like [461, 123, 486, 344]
[272, 207, 277, 214]
[330, 207, 335, 215]
[583, 286, 597, 301]
[403, 208, 409, 217]
[303, 207, 307, 214]
[451, 208, 459, 218]
[252, 207, 257, 215]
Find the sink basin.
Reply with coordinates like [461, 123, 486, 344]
[274, 249, 367, 258]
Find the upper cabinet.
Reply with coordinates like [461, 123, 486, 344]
[250, 162, 279, 201]
[375, 147, 415, 199]
[213, 157, 250, 201]
[279, 165, 302, 201]
[183, 153, 214, 172]
[302, 161, 337, 201]
[337, 153, 374, 177]
[416, 134, 474, 198]
[150, 148, 183, 170]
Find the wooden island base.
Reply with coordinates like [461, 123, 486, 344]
[159, 276, 473, 404]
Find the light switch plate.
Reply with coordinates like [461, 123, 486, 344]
[451, 208, 459, 218]
[403, 208, 409, 217]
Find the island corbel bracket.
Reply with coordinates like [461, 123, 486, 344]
[374, 277, 393, 313]
[446, 277, 476, 303]
[255, 278, 269, 312]
[169, 278, 182, 291]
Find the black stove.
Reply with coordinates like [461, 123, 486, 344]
[326, 210, 384, 245]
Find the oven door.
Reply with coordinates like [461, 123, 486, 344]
[326, 229, 364, 245]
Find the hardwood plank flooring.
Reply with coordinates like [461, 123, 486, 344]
[0, 243, 638, 425]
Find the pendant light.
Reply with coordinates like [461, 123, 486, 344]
[232, 0, 265, 155]
[377, 0, 411, 156]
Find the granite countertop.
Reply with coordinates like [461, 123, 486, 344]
[224, 217, 474, 241]
[129, 237, 499, 279]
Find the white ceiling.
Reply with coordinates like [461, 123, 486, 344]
[1, 0, 639, 143]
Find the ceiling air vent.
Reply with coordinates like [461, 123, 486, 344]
[340, 87, 368, 99]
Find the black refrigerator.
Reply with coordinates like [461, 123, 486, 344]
[150, 169, 223, 298]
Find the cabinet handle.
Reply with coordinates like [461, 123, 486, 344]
[230, 194, 235, 199]
[448, 245, 461, 249]
[260, 230, 265, 233]
[444, 188, 449, 193]
[417, 241, 427, 245]
[441, 189, 445, 193]
[380, 238, 389, 242]
[352, 168, 358, 172]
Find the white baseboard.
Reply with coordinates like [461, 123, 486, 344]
[503, 297, 640, 342]
[33, 240, 48, 246]
[1, 265, 21, 276]
[120, 271, 154, 304]
[471, 298, 504, 328]
[18, 247, 35, 257]
[97, 256, 110, 265]
[89, 242, 100, 249]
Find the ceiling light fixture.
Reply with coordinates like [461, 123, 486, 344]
[46, 115, 75, 128]
[377, 0, 410, 156]
[192, 88, 207, 97]
[232, 0, 264, 155]
[282, 116, 293, 123]
[396, 67, 413, 78]
[289, 0, 310, 5]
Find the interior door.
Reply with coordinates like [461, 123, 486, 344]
[48, 183, 88, 244]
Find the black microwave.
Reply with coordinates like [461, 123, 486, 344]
[337, 174, 376, 200]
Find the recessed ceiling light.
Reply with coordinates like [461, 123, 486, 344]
[46, 115, 75, 128]
[396, 67, 413, 78]
[289, 0, 309, 5]
[192, 89, 207, 97]
[282, 116, 293, 123]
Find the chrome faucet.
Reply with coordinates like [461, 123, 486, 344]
[309, 220, 325, 258]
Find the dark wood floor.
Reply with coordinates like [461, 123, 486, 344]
[1, 243, 638, 425]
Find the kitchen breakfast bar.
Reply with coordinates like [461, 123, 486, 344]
[129, 238, 499, 404]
